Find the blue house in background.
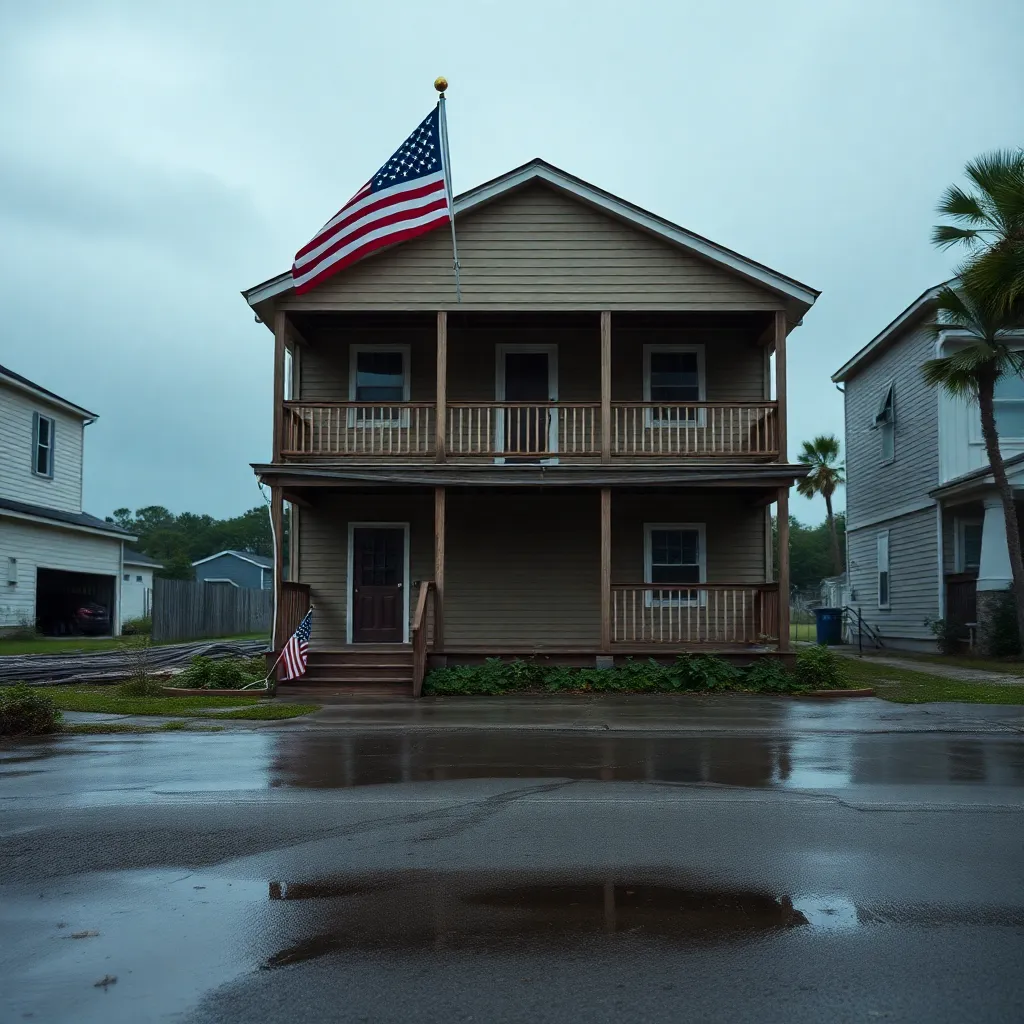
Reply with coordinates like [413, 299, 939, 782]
[192, 550, 273, 590]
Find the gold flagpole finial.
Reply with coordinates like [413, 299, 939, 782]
[434, 76, 448, 95]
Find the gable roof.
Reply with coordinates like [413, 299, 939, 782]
[0, 497, 132, 539]
[832, 282, 951, 383]
[0, 363, 98, 420]
[192, 549, 273, 570]
[243, 158, 819, 315]
[123, 550, 163, 568]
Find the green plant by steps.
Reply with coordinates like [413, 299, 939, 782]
[925, 617, 970, 657]
[117, 635, 163, 697]
[121, 616, 152, 636]
[423, 656, 814, 696]
[175, 655, 268, 690]
[793, 644, 846, 689]
[0, 684, 63, 735]
[984, 589, 1021, 657]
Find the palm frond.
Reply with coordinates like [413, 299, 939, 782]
[931, 224, 981, 251]
[962, 243, 1024, 317]
[794, 435, 844, 502]
[921, 351, 994, 397]
[963, 149, 1024, 230]
[935, 184, 990, 226]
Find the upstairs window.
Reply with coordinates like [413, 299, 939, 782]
[956, 518, 983, 573]
[32, 413, 55, 478]
[993, 372, 1024, 439]
[350, 347, 409, 403]
[643, 345, 705, 426]
[874, 384, 895, 463]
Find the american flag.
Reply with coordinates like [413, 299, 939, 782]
[291, 106, 451, 294]
[280, 610, 312, 680]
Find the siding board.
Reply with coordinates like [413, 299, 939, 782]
[284, 184, 786, 312]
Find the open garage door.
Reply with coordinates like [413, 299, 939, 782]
[36, 569, 116, 637]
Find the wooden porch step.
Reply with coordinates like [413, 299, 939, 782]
[303, 648, 414, 690]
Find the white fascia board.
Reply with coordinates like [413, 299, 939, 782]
[0, 377, 98, 422]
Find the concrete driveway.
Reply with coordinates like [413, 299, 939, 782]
[2, 696, 1023, 1023]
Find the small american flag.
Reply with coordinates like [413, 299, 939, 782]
[291, 106, 451, 294]
[281, 610, 312, 680]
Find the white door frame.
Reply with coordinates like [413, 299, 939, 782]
[346, 522, 411, 644]
[495, 343, 559, 464]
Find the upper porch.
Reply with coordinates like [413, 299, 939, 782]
[272, 309, 790, 466]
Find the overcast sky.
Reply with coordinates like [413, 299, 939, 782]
[2, 0, 1022, 523]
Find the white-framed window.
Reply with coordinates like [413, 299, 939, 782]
[643, 345, 706, 426]
[348, 345, 410, 425]
[123, 573, 131, 582]
[32, 412, 55, 478]
[136, 574, 143, 583]
[876, 531, 890, 609]
[954, 517, 983, 573]
[644, 523, 706, 605]
[874, 383, 895, 463]
[993, 371, 1024, 440]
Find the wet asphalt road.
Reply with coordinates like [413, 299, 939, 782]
[2, 697, 1024, 1023]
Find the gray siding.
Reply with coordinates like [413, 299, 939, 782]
[297, 490, 766, 649]
[283, 183, 786, 312]
[847, 507, 939, 644]
[193, 554, 267, 590]
[843, 320, 939, 527]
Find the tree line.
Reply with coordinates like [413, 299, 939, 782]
[106, 505, 287, 581]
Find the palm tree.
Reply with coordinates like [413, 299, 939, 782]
[932, 148, 1024, 316]
[921, 280, 1024, 644]
[796, 435, 845, 576]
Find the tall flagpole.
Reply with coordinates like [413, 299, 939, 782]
[434, 76, 461, 303]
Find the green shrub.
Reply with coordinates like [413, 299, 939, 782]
[985, 589, 1021, 657]
[117, 635, 163, 696]
[3, 618, 42, 641]
[793, 644, 846, 690]
[0, 684, 63, 735]
[743, 659, 802, 693]
[174, 655, 267, 690]
[121, 616, 152, 636]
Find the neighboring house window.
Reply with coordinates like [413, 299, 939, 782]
[993, 372, 1024, 439]
[136, 575, 143, 583]
[955, 518, 983, 573]
[123, 573, 131, 582]
[643, 345, 705, 425]
[7, 557, 16, 585]
[32, 413, 55, 478]
[877, 531, 890, 609]
[874, 384, 895, 463]
[644, 523, 706, 605]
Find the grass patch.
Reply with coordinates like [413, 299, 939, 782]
[0, 633, 269, 657]
[895, 653, 1024, 675]
[42, 686, 262, 716]
[842, 658, 1024, 704]
[213, 703, 319, 720]
[60, 722, 226, 735]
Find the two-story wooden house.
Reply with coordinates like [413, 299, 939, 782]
[0, 363, 133, 636]
[245, 161, 818, 692]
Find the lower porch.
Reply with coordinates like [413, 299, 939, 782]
[274, 487, 786, 688]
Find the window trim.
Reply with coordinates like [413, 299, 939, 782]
[348, 344, 411, 426]
[877, 530, 890, 609]
[873, 382, 895, 465]
[643, 522, 707, 607]
[31, 412, 55, 479]
[954, 516, 983, 574]
[991, 365, 1024, 442]
[494, 343, 560, 463]
[642, 344, 706, 427]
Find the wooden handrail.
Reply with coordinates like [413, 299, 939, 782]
[611, 582, 779, 591]
[447, 401, 602, 409]
[611, 401, 778, 410]
[411, 580, 436, 698]
[282, 400, 434, 409]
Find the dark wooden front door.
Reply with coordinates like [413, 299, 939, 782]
[503, 351, 551, 456]
[352, 527, 405, 643]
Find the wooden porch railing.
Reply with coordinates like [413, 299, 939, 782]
[281, 402, 436, 456]
[611, 583, 780, 644]
[411, 580, 437, 698]
[276, 581, 311, 648]
[611, 402, 778, 457]
[446, 402, 601, 457]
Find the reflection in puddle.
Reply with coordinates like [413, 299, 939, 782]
[262, 872, 809, 968]
[791, 895, 860, 932]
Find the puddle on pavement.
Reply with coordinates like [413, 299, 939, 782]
[269, 732, 1024, 790]
[261, 871, 810, 967]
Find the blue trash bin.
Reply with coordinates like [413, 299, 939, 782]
[813, 607, 843, 646]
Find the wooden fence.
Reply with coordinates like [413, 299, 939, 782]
[152, 578, 273, 643]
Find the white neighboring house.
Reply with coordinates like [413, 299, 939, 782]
[0, 363, 135, 636]
[120, 551, 162, 625]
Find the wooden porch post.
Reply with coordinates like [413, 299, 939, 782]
[777, 486, 791, 652]
[774, 310, 787, 463]
[434, 485, 446, 649]
[600, 487, 612, 651]
[436, 311, 447, 463]
[272, 311, 287, 462]
[271, 484, 285, 651]
[600, 311, 612, 463]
